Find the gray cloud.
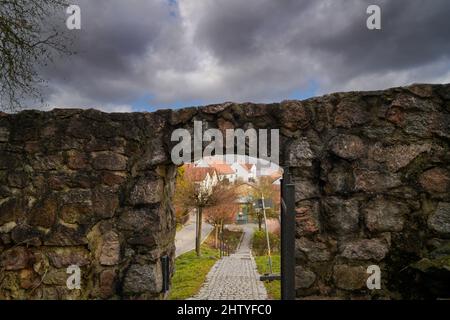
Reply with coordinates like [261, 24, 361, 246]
[33, 0, 450, 112]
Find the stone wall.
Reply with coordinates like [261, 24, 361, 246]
[0, 110, 176, 299]
[0, 83, 449, 299]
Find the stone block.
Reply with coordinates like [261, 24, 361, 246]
[287, 138, 314, 167]
[92, 151, 127, 171]
[325, 165, 354, 194]
[92, 186, 119, 219]
[129, 178, 163, 205]
[322, 197, 360, 235]
[295, 202, 320, 236]
[406, 84, 434, 98]
[354, 169, 402, 193]
[67, 151, 88, 170]
[334, 101, 370, 128]
[295, 179, 320, 201]
[369, 143, 431, 172]
[0, 221, 16, 233]
[87, 223, 121, 266]
[333, 265, 367, 290]
[295, 266, 316, 289]
[118, 208, 156, 232]
[0, 127, 9, 142]
[99, 269, 117, 298]
[11, 224, 44, 246]
[296, 237, 332, 262]
[0, 247, 33, 270]
[123, 262, 163, 294]
[419, 168, 450, 193]
[362, 196, 407, 232]
[99, 231, 121, 266]
[60, 189, 92, 205]
[60, 204, 92, 224]
[279, 100, 310, 131]
[101, 172, 125, 187]
[170, 107, 197, 125]
[428, 202, 450, 236]
[0, 197, 23, 225]
[340, 238, 389, 261]
[330, 134, 365, 160]
[7, 171, 29, 188]
[19, 269, 38, 289]
[47, 248, 90, 268]
[29, 195, 57, 229]
[42, 268, 68, 285]
[44, 224, 88, 246]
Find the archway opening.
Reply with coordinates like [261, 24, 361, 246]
[168, 154, 283, 300]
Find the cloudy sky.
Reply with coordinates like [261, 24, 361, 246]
[38, 0, 450, 112]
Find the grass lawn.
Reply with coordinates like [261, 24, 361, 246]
[254, 254, 281, 300]
[168, 244, 219, 300]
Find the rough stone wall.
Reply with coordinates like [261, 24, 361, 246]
[286, 84, 450, 299]
[0, 83, 449, 299]
[0, 110, 177, 299]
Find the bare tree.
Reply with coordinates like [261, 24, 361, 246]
[204, 196, 239, 249]
[0, 0, 70, 111]
[174, 167, 238, 256]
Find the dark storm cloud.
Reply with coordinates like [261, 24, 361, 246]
[191, 0, 315, 64]
[304, 0, 450, 80]
[190, 0, 450, 92]
[41, 0, 178, 109]
[37, 0, 450, 111]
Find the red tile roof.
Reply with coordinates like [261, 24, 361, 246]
[184, 166, 217, 181]
[269, 172, 282, 181]
[211, 163, 235, 175]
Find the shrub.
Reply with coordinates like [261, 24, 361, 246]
[252, 229, 280, 256]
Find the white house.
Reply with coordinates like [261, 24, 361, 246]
[244, 163, 257, 182]
[231, 163, 256, 183]
[210, 163, 237, 183]
[193, 157, 238, 183]
[185, 166, 219, 194]
[192, 155, 282, 184]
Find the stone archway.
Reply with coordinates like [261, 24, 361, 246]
[0, 84, 449, 299]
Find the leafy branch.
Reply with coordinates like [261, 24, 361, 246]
[0, 0, 71, 112]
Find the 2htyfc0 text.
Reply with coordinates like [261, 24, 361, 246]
[178, 304, 272, 317]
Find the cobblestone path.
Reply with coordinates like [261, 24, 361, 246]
[192, 224, 268, 300]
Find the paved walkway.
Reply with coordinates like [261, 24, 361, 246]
[192, 224, 268, 300]
[175, 214, 214, 257]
